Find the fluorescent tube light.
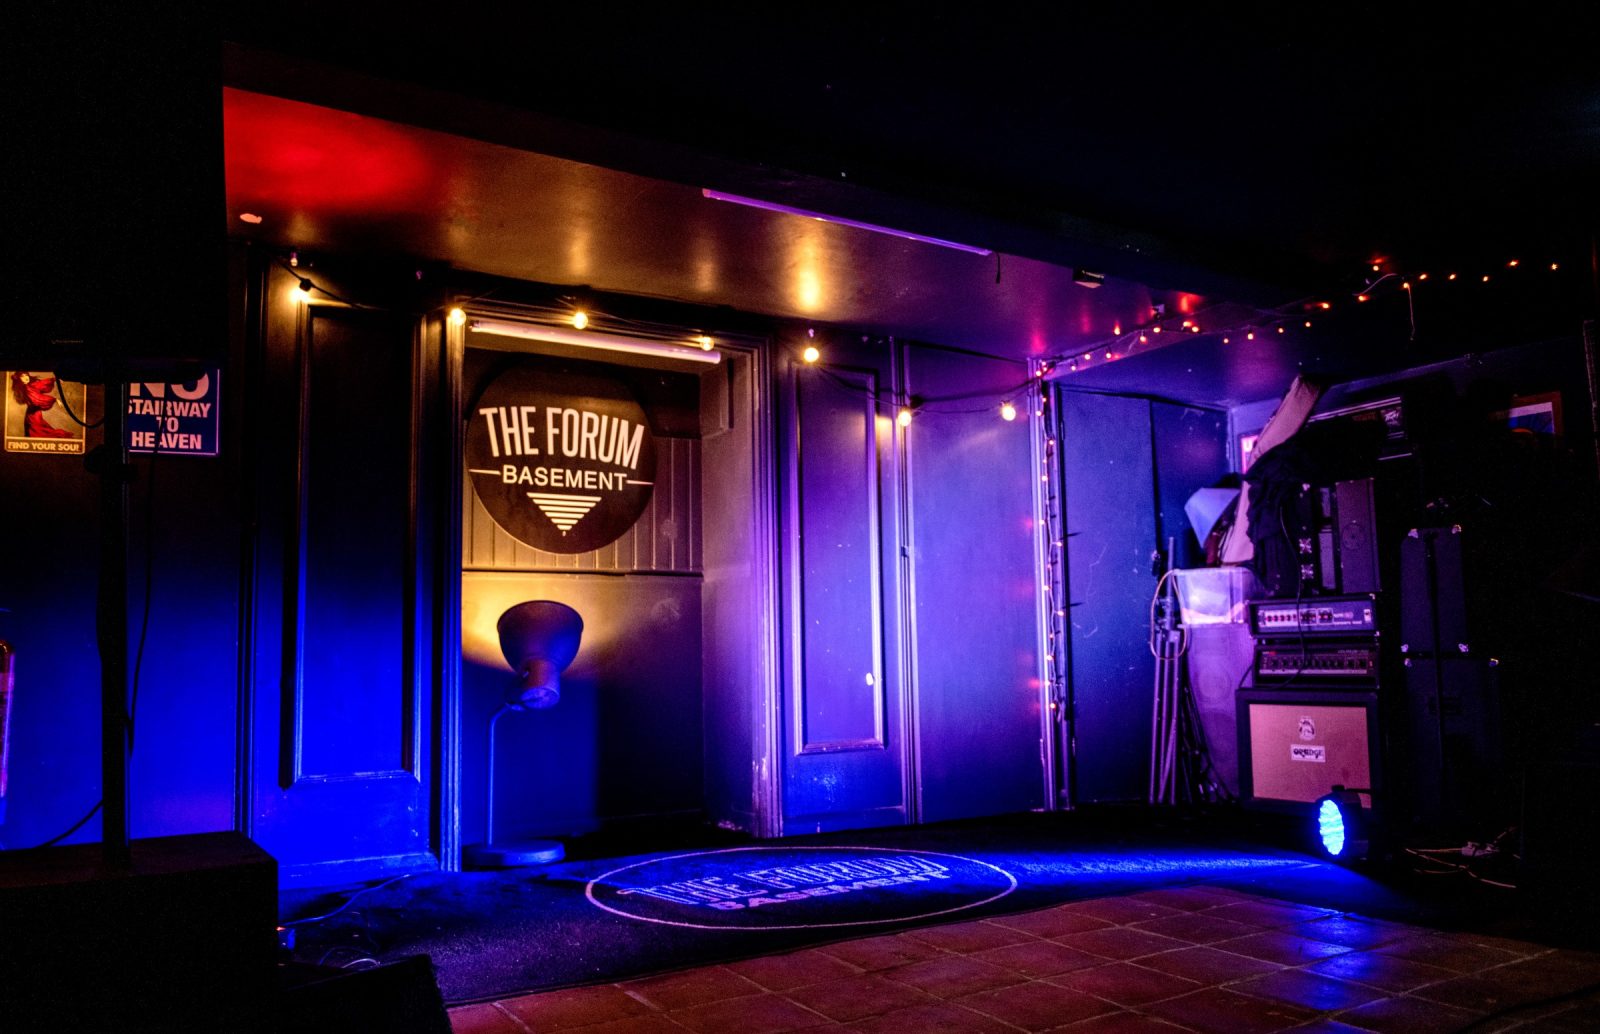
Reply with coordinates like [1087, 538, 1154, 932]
[467, 318, 723, 365]
[701, 189, 993, 256]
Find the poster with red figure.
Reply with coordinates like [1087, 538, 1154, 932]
[4, 371, 88, 454]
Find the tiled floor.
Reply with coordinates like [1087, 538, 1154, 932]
[446, 885, 1600, 1033]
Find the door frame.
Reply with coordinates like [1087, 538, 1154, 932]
[436, 309, 783, 861]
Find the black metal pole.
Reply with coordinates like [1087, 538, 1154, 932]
[97, 380, 131, 865]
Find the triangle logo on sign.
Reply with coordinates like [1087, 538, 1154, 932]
[527, 492, 602, 534]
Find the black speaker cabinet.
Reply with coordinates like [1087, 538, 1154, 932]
[3, 6, 225, 372]
[0, 832, 277, 1033]
[1238, 690, 1382, 814]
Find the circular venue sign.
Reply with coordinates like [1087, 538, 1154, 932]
[466, 367, 657, 554]
[586, 846, 1017, 931]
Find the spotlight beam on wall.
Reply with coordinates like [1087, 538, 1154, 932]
[468, 318, 724, 365]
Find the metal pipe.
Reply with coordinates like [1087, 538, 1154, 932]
[483, 704, 512, 847]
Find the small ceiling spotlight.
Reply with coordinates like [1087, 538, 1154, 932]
[571, 310, 589, 330]
[801, 345, 821, 364]
[1000, 400, 1018, 422]
[1072, 268, 1105, 289]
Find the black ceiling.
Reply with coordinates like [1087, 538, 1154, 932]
[218, 4, 1599, 405]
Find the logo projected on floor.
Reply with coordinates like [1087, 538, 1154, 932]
[585, 846, 1017, 930]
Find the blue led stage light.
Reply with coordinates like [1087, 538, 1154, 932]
[1318, 798, 1347, 856]
[1312, 787, 1370, 862]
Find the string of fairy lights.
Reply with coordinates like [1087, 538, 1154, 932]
[1033, 371, 1070, 734]
[1042, 251, 1572, 377]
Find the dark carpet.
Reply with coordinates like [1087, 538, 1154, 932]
[277, 811, 1534, 1005]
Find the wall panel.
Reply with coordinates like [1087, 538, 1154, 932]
[904, 346, 1044, 823]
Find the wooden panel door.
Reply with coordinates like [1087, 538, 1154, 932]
[247, 275, 439, 884]
[778, 340, 909, 833]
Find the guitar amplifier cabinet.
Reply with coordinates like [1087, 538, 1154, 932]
[1237, 690, 1381, 813]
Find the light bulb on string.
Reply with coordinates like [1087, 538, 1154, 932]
[448, 307, 466, 327]
[697, 336, 714, 351]
[897, 407, 913, 428]
[571, 310, 589, 330]
[802, 345, 821, 363]
[1000, 401, 1018, 422]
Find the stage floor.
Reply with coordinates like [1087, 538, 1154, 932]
[446, 883, 1600, 1033]
[278, 812, 1600, 1026]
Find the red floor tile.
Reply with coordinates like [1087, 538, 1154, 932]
[842, 1000, 1016, 1033]
[1205, 901, 1338, 930]
[1372, 933, 1522, 973]
[1215, 931, 1356, 966]
[989, 907, 1117, 939]
[780, 972, 938, 1022]
[1053, 1011, 1196, 1032]
[498, 983, 651, 1030]
[1227, 968, 1387, 1012]
[1065, 897, 1187, 925]
[449, 1002, 529, 1034]
[969, 939, 1108, 978]
[669, 992, 829, 1034]
[1141, 986, 1316, 1034]
[904, 919, 1037, 953]
[448, 886, 1595, 1034]
[1062, 926, 1192, 962]
[956, 978, 1118, 1031]
[815, 932, 949, 971]
[1050, 962, 1202, 1007]
[727, 948, 862, 991]
[1304, 949, 1457, 993]
[1285, 916, 1410, 951]
[1331, 994, 1482, 1034]
[621, 966, 766, 1011]
[1135, 945, 1284, 986]
[1128, 886, 1251, 913]
[881, 953, 1027, 999]
[1131, 911, 1263, 945]
[1407, 973, 1547, 1013]
[555, 1016, 690, 1034]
